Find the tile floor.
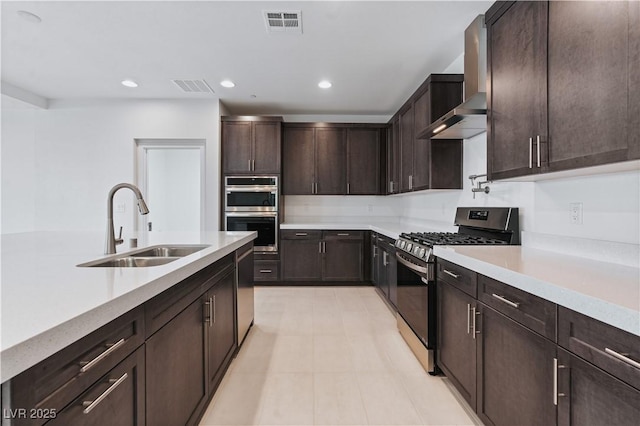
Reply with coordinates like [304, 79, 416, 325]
[199, 286, 479, 426]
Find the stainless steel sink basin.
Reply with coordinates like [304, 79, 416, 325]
[78, 244, 210, 267]
[129, 245, 210, 258]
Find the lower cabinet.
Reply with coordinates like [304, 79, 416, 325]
[373, 233, 397, 308]
[281, 230, 364, 282]
[48, 347, 145, 426]
[438, 259, 640, 426]
[206, 269, 236, 391]
[477, 303, 557, 426]
[146, 294, 208, 426]
[437, 281, 477, 410]
[557, 348, 640, 426]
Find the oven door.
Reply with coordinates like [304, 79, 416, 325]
[225, 212, 277, 252]
[396, 252, 435, 349]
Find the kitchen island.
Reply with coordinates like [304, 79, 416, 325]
[1, 230, 256, 383]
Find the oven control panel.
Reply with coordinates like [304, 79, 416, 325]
[396, 236, 431, 261]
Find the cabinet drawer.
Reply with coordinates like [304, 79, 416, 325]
[280, 230, 322, 240]
[323, 230, 363, 240]
[478, 275, 556, 341]
[558, 306, 640, 390]
[436, 259, 477, 298]
[145, 255, 234, 337]
[8, 308, 144, 426]
[254, 260, 279, 281]
[47, 346, 145, 426]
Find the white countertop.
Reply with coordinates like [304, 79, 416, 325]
[281, 216, 454, 240]
[1, 230, 256, 382]
[434, 245, 640, 337]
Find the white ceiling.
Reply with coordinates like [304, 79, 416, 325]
[1, 1, 492, 116]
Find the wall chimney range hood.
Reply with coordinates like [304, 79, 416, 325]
[420, 15, 487, 140]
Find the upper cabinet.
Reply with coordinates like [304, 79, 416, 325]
[221, 116, 282, 175]
[388, 74, 464, 194]
[282, 123, 384, 195]
[487, 0, 639, 181]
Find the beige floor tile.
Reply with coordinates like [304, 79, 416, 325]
[398, 373, 476, 426]
[312, 309, 345, 335]
[232, 328, 278, 373]
[313, 335, 354, 372]
[374, 332, 426, 374]
[314, 372, 368, 425]
[268, 334, 314, 372]
[258, 373, 314, 425]
[348, 335, 392, 372]
[342, 310, 375, 335]
[357, 372, 423, 425]
[278, 311, 314, 335]
[198, 372, 267, 425]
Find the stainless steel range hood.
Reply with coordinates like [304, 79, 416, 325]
[422, 15, 487, 140]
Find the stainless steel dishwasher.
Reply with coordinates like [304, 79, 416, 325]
[236, 243, 254, 345]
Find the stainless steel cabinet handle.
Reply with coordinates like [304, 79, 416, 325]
[82, 373, 128, 414]
[311, 183, 315, 194]
[295, 232, 308, 236]
[389, 181, 393, 193]
[409, 175, 413, 190]
[337, 233, 350, 236]
[467, 303, 471, 334]
[319, 241, 322, 253]
[605, 348, 640, 369]
[347, 183, 350, 194]
[553, 358, 567, 405]
[529, 137, 533, 169]
[323, 241, 326, 253]
[443, 269, 460, 279]
[491, 293, 520, 309]
[373, 246, 377, 257]
[315, 182, 318, 194]
[213, 295, 216, 324]
[205, 297, 213, 327]
[80, 338, 126, 373]
[248, 160, 252, 171]
[252, 160, 256, 171]
[471, 306, 479, 339]
[383, 251, 388, 266]
[259, 269, 272, 273]
[536, 135, 541, 168]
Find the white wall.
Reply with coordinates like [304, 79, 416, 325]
[1, 99, 222, 237]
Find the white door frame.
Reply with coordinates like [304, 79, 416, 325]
[134, 138, 206, 234]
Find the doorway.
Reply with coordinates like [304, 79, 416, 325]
[135, 139, 205, 237]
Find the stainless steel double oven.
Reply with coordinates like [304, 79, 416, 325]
[224, 176, 278, 252]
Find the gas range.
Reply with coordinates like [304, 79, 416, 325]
[395, 207, 519, 262]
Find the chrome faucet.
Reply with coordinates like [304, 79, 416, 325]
[105, 183, 149, 254]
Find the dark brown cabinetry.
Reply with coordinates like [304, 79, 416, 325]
[221, 116, 282, 175]
[4, 308, 145, 426]
[389, 74, 464, 193]
[372, 233, 397, 308]
[487, 0, 638, 180]
[476, 302, 557, 426]
[48, 347, 146, 426]
[386, 119, 401, 194]
[437, 261, 558, 426]
[281, 230, 365, 282]
[146, 295, 208, 426]
[205, 269, 236, 393]
[282, 124, 384, 196]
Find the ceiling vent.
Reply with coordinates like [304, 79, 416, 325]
[264, 11, 302, 34]
[171, 79, 215, 94]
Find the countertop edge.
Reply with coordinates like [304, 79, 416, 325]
[433, 246, 640, 337]
[1, 232, 256, 383]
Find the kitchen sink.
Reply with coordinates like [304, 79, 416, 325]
[129, 245, 210, 258]
[78, 244, 210, 267]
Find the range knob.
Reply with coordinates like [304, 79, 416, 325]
[419, 248, 426, 258]
[406, 243, 413, 252]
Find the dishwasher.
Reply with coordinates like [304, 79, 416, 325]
[236, 243, 254, 345]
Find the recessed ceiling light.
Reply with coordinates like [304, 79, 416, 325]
[17, 10, 42, 24]
[220, 80, 235, 88]
[318, 80, 332, 89]
[121, 79, 138, 88]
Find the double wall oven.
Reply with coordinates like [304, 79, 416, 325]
[224, 176, 278, 252]
[395, 207, 520, 374]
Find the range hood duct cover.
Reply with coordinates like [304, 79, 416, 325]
[421, 15, 487, 140]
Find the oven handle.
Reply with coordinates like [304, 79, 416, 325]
[396, 252, 428, 275]
[225, 212, 278, 217]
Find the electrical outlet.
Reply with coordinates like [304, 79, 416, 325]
[569, 202, 583, 225]
[116, 202, 126, 213]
